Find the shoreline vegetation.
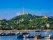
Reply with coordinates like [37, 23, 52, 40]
[0, 14, 53, 30]
[0, 30, 53, 33]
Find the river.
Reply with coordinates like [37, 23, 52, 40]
[0, 31, 53, 40]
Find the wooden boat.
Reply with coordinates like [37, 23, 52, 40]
[35, 30, 41, 32]
[34, 34, 41, 39]
[17, 32, 31, 38]
[0, 32, 6, 36]
[45, 34, 53, 39]
[6, 32, 15, 36]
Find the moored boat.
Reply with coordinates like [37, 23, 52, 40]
[44, 34, 53, 39]
[17, 32, 31, 38]
[6, 32, 15, 36]
[35, 30, 41, 32]
[33, 34, 41, 39]
[0, 32, 6, 36]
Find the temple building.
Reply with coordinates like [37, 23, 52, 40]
[42, 15, 48, 19]
[29, 19, 33, 22]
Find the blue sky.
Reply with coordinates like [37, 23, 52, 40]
[0, 0, 53, 20]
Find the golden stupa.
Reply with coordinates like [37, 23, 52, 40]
[42, 15, 48, 19]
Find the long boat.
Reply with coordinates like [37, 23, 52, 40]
[44, 34, 53, 39]
[17, 32, 33, 38]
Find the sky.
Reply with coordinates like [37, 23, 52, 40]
[0, 0, 53, 20]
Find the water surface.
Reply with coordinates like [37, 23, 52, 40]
[0, 31, 53, 40]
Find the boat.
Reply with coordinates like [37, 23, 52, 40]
[6, 32, 15, 36]
[17, 32, 31, 38]
[34, 34, 41, 39]
[35, 30, 41, 32]
[44, 34, 53, 39]
[15, 32, 20, 35]
[0, 32, 6, 36]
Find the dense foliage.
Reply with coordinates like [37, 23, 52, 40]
[0, 14, 53, 30]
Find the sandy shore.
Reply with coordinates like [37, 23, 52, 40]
[0, 30, 52, 33]
[0, 30, 35, 33]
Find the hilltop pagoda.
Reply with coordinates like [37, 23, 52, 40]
[42, 15, 48, 19]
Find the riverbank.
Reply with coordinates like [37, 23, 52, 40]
[0, 30, 35, 33]
[0, 30, 52, 33]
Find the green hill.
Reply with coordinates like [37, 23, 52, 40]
[0, 14, 53, 30]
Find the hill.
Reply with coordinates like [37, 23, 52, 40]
[0, 14, 53, 30]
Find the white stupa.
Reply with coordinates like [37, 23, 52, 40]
[22, 8, 24, 14]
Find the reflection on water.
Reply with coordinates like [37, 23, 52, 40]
[23, 38, 40, 40]
[34, 38, 40, 40]
[18, 38, 53, 40]
[0, 36, 53, 40]
[17, 38, 30, 40]
[46, 39, 50, 40]
[23, 38, 30, 40]
[46, 39, 53, 40]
